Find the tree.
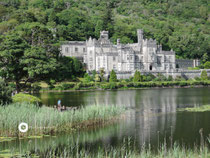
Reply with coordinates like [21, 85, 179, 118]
[202, 53, 209, 64]
[99, 68, 105, 82]
[0, 32, 59, 92]
[0, 33, 29, 92]
[72, 57, 84, 76]
[109, 70, 117, 82]
[92, 70, 97, 81]
[95, 74, 100, 82]
[55, 56, 74, 81]
[84, 73, 92, 82]
[133, 70, 141, 82]
[0, 79, 13, 105]
[204, 61, 210, 69]
[22, 46, 58, 83]
[201, 70, 208, 80]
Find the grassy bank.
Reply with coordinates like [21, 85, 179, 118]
[178, 105, 210, 112]
[1, 135, 209, 157]
[44, 145, 210, 158]
[3, 142, 208, 158]
[36, 80, 210, 92]
[0, 103, 125, 137]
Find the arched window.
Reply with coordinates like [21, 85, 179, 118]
[150, 65, 153, 70]
[65, 47, 69, 53]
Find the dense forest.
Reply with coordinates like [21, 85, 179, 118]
[0, 0, 209, 91]
[0, 0, 209, 59]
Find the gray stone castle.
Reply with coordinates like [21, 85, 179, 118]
[61, 29, 200, 74]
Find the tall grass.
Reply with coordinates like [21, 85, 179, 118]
[35, 140, 210, 158]
[0, 103, 125, 137]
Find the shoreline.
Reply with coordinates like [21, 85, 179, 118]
[37, 84, 210, 93]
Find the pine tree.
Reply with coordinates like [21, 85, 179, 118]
[133, 70, 141, 82]
[201, 70, 208, 80]
[109, 70, 117, 82]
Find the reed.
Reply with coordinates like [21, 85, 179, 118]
[36, 141, 210, 158]
[0, 103, 125, 137]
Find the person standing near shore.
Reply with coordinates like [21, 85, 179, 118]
[57, 99, 61, 111]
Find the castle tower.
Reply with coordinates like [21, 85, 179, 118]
[137, 29, 143, 45]
[100, 31, 109, 40]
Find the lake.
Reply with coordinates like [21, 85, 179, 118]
[1, 87, 210, 156]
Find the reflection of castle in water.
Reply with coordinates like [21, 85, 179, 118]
[85, 89, 178, 146]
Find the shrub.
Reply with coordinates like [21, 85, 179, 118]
[179, 81, 188, 87]
[12, 93, 42, 105]
[133, 70, 141, 82]
[168, 75, 173, 81]
[109, 82, 117, 89]
[61, 83, 75, 90]
[109, 70, 117, 82]
[194, 77, 201, 81]
[48, 79, 56, 89]
[175, 76, 183, 81]
[201, 70, 208, 80]
[74, 82, 82, 90]
[156, 73, 167, 81]
[0, 79, 13, 104]
[31, 82, 41, 92]
[94, 74, 101, 82]
[204, 61, 210, 69]
[84, 73, 92, 82]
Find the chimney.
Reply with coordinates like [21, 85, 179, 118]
[137, 29, 143, 44]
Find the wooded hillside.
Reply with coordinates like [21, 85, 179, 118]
[0, 0, 209, 60]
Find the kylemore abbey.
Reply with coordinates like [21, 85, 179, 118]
[61, 29, 201, 78]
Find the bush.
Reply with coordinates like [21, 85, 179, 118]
[168, 75, 173, 81]
[74, 82, 82, 90]
[61, 83, 75, 90]
[31, 82, 41, 92]
[109, 70, 117, 82]
[204, 61, 210, 69]
[175, 76, 184, 81]
[194, 77, 201, 81]
[0, 79, 13, 104]
[84, 73, 92, 82]
[179, 81, 188, 87]
[12, 93, 42, 105]
[133, 70, 141, 82]
[201, 70, 208, 80]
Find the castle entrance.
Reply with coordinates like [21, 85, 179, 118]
[149, 65, 153, 70]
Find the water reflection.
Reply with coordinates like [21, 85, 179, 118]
[1, 88, 210, 155]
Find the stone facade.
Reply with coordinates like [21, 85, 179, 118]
[176, 59, 200, 69]
[61, 29, 176, 72]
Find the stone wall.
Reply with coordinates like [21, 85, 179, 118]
[176, 59, 200, 69]
[101, 69, 210, 80]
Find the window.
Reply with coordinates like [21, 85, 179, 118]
[135, 56, 139, 61]
[157, 56, 162, 65]
[90, 51, 92, 55]
[127, 55, 129, 60]
[169, 56, 172, 62]
[113, 57, 116, 61]
[65, 47, 69, 53]
[113, 64, 116, 70]
[83, 48, 86, 52]
[75, 47, 78, 52]
[89, 57, 93, 62]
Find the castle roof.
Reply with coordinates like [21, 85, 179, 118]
[61, 41, 86, 45]
[159, 51, 175, 55]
